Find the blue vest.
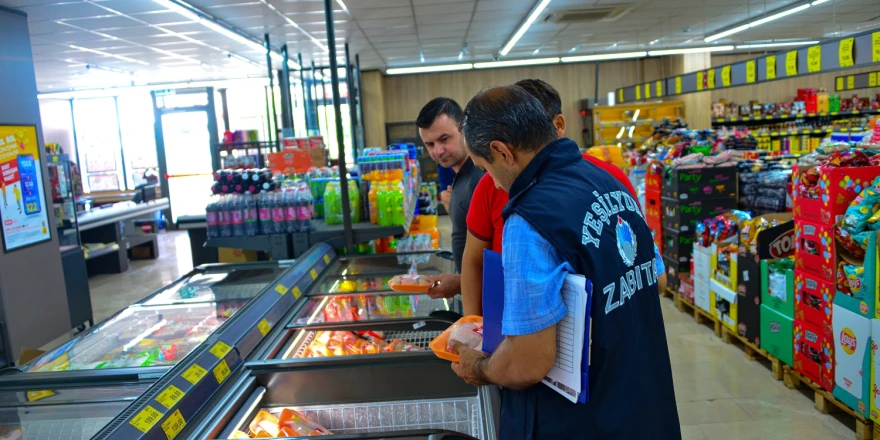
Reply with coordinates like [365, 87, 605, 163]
[500, 138, 681, 439]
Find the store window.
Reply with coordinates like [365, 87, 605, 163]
[117, 95, 159, 188]
[72, 98, 124, 192]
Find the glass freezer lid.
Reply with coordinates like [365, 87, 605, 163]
[317, 272, 441, 294]
[279, 328, 440, 360]
[26, 302, 243, 373]
[327, 252, 452, 277]
[0, 400, 131, 440]
[141, 265, 288, 305]
[292, 293, 453, 326]
[0, 383, 150, 407]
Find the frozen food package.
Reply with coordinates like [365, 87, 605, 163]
[278, 408, 333, 436]
[447, 323, 484, 353]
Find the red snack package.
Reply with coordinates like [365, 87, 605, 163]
[835, 225, 867, 259]
[837, 262, 852, 295]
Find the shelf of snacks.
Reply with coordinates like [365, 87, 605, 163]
[712, 89, 880, 126]
[590, 101, 684, 147]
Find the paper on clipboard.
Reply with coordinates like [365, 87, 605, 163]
[541, 273, 590, 403]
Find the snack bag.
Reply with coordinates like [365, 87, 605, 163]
[447, 323, 484, 353]
[249, 411, 280, 437]
[844, 264, 866, 298]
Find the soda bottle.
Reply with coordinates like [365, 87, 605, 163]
[391, 180, 405, 226]
[218, 195, 232, 238]
[296, 182, 314, 232]
[377, 181, 390, 226]
[348, 179, 361, 223]
[230, 194, 245, 236]
[368, 180, 379, 224]
[271, 191, 286, 234]
[324, 181, 341, 225]
[283, 187, 298, 233]
[243, 193, 258, 236]
[205, 196, 219, 238]
[258, 192, 272, 235]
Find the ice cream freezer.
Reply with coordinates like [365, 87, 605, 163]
[177, 354, 497, 439]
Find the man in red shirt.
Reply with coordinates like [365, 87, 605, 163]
[460, 79, 664, 315]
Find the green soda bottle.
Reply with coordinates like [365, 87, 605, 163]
[391, 180, 405, 226]
[377, 181, 390, 226]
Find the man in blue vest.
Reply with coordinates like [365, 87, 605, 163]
[450, 85, 680, 439]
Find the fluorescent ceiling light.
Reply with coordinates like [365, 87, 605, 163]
[386, 64, 473, 75]
[474, 57, 560, 68]
[648, 46, 734, 56]
[705, 3, 811, 42]
[500, 0, 552, 56]
[811, 0, 829, 4]
[38, 77, 271, 100]
[736, 40, 819, 49]
[561, 51, 647, 62]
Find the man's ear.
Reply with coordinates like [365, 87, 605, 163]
[554, 114, 566, 135]
[489, 140, 515, 165]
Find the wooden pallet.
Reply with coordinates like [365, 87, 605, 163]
[674, 293, 722, 338]
[720, 326, 784, 380]
[661, 287, 675, 299]
[784, 367, 873, 440]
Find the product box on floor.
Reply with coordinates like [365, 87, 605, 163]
[711, 278, 738, 333]
[795, 218, 836, 282]
[664, 255, 686, 293]
[794, 318, 834, 391]
[761, 305, 794, 366]
[663, 227, 694, 263]
[792, 165, 880, 225]
[739, 213, 795, 344]
[795, 270, 834, 336]
[870, 319, 880, 423]
[832, 294, 872, 418]
[694, 245, 714, 313]
[712, 242, 738, 292]
[680, 275, 695, 304]
[763, 262, 795, 319]
[662, 197, 738, 233]
[837, 231, 879, 319]
[662, 166, 738, 201]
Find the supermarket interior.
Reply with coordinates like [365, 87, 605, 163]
[4, 0, 880, 438]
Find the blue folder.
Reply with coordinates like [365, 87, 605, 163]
[481, 249, 592, 403]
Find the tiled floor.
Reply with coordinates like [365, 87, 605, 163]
[74, 221, 858, 439]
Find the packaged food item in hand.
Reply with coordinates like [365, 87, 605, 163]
[447, 323, 484, 353]
[389, 274, 431, 286]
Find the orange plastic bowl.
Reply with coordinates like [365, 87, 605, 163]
[387, 281, 431, 293]
[429, 315, 483, 363]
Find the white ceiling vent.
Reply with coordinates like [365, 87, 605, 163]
[545, 6, 633, 23]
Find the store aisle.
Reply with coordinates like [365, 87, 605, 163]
[79, 219, 857, 439]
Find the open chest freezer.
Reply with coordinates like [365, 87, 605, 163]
[0, 380, 153, 439]
[184, 354, 496, 439]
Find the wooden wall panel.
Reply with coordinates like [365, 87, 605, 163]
[361, 70, 386, 148]
[381, 59, 651, 147]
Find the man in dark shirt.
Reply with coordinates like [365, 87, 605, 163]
[416, 97, 484, 298]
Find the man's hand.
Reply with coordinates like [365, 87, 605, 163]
[440, 185, 452, 212]
[451, 341, 489, 386]
[423, 273, 461, 299]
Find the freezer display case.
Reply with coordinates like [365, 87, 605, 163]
[183, 355, 496, 439]
[0, 381, 153, 439]
[4, 261, 296, 379]
[291, 292, 454, 326]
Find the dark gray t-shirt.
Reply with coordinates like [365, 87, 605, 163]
[450, 158, 484, 272]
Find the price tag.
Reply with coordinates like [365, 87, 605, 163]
[767, 55, 777, 80]
[292, 286, 302, 298]
[182, 364, 207, 385]
[746, 61, 756, 83]
[156, 385, 185, 409]
[618, 89, 624, 103]
[635, 85, 641, 100]
[644, 83, 651, 99]
[310, 269, 318, 279]
[130, 405, 162, 433]
[870, 72, 878, 88]
[26, 390, 55, 402]
[807, 46, 821, 73]
[836, 77, 845, 91]
[873, 32, 880, 63]
[209, 341, 231, 359]
[51, 156, 58, 163]
[696, 71, 704, 91]
[675, 76, 682, 94]
[721, 66, 731, 87]
[323, 254, 330, 264]
[847, 75, 855, 90]
[839, 38, 854, 68]
[258, 319, 271, 336]
[785, 51, 798, 76]
[274, 284, 287, 295]
[161, 409, 186, 440]
[707, 69, 716, 89]
[213, 360, 231, 384]
[655, 80, 663, 97]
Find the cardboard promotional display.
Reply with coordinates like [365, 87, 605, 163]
[795, 219, 836, 283]
[792, 165, 880, 226]
[794, 318, 835, 391]
[694, 244, 714, 313]
[662, 197, 738, 233]
[795, 270, 835, 337]
[761, 305, 794, 366]
[663, 226, 695, 264]
[710, 278, 738, 333]
[662, 166, 738, 201]
[832, 294, 872, 417]
[664, 255, 685, 293]
[836, 231, 878, 319]
[763, 260, 795, 318]
[712, 243, 739, 292]
[870, 319, 880, 424]
[739, 213, 795, 344]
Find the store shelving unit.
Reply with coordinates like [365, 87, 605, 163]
[582, 101, 683, 147]
[712, 109, 880, 125]
[77, 198, 168, 275]
[212, 140, 278, 169]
